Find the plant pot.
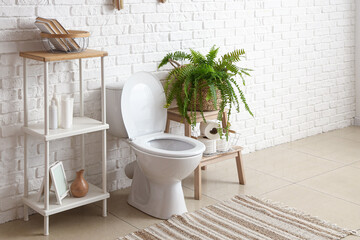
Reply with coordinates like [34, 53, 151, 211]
[187, 85, 222, 111]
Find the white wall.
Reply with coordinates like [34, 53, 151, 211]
[356, 0, 360, 125]
[0, 0, 356, 223]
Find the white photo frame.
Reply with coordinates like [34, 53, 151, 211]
[37, 161, 57, 202]
[49, 161, 70, 205]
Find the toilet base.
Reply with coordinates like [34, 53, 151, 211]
[127, 162, 188, 219]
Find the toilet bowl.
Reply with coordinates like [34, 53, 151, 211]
[106, 72, 205, 219]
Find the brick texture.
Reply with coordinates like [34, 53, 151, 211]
[0, 0, 356, 223]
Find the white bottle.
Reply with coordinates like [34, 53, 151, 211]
[52, 92, 62, 128]
[61, 96, 74, 129]
[49, 100, 58, 130]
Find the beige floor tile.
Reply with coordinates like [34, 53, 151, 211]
[50, 204, 136, 240]
[0, 215, 55, 240]
[105, 186, 218, 230]
[300, 166, 360, 205]
[326, 126, 360, 142]
[350, 161, 360, 169]
[246, 148, 343, 182]
[262, 184, 360, 230]
[182, 187, 219, 212]
[183, 159, 292, 201]
[289, 137, 356, 157]
[0, 204, 136, 240]
[320, 145, 360, 164]
[280, 132, 338, 150]
[342, 236, 360, 240]
[341, 130, 360, 142]
[105, 187, 163, 230]
[245, 144, 289, 161]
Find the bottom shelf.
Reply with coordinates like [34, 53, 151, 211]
[23, 183, 109, 216]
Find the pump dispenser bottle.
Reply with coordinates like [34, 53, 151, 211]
[49, 99, 58, 129]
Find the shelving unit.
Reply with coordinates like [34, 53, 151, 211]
[165, 107, 246, 200]
[20, 49, 110, 235]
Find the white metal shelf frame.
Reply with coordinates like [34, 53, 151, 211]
[21, 50, 109, 236]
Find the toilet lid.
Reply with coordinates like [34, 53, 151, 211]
[121, 72, 167, 139]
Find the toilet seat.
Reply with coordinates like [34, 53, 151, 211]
[121, 72, 167, 140]
[131, 132, 205, 158]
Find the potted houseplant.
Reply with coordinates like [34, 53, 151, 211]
[158, 46, 253, 139]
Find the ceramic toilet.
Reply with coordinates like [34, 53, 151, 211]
[106, 72, 205, 219]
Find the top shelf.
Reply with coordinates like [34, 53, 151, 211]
[19, 49, 108, 62]
[167, 107, 228, 122]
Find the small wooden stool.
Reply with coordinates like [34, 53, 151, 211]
[165, 108, 246, 200]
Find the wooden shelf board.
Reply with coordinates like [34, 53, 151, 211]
[23, 117, 109, 141]
[19, 49, 108, 62]
[167, 107, 228, 122]
[23, 183, 109, 216]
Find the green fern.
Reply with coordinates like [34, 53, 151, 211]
[222, 49, 246, 63]
[158, 51, 191, 69]
[158, 45, 254, 139]
[189, 49, 207, 65]
[206, 45, 219, 66]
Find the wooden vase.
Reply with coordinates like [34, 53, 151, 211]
[70, 169, 89, 198]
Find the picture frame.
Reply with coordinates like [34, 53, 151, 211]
[49, 161, 70, 205]
[36, 161, 57, 202]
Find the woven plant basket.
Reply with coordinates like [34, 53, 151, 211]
[183, 84, 221, 111]
[190, 85, 221, 111]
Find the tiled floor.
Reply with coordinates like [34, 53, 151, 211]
[1, 126, 360, 240]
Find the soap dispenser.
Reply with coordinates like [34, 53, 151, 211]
[49, 99, 58, 129]
[52, 92, 61, 127]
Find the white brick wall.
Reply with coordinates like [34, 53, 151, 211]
[0, 0, 356, 223]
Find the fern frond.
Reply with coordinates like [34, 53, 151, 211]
[208, 84, 218, 110]
[164, 68, 178, 93]
[206, 45, 219, 66]
[238, 88, 254, 117]
[222, 49, 246, 63]
[226, 63, 240, 74]
[189, 49, 206, 65]
[158, 51, 191, 69]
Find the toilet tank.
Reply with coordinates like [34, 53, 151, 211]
[106, 82, 128, 138]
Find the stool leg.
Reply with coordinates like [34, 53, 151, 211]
[24, 205, 28, 221]
[184, 122, 191, 137]
[221, 111, 228, 129]
[194, 165, 201, 200]
[44, 216, 49, 235]
[165, 119, 170, 133]
[236, 151, 246, 185]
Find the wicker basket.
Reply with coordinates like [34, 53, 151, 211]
[199, 131, 241, 156]
[186, 84, 221, 111]
[40, 30, 90, 53]
[216, 130, 241, 152]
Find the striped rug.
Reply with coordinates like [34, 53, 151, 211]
[119, 195, 356, 240]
